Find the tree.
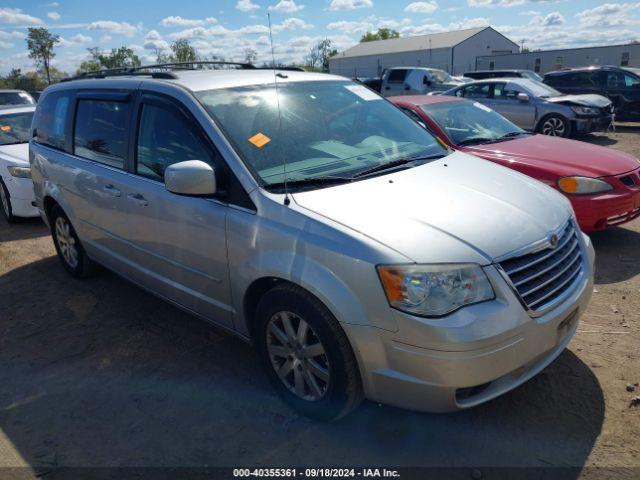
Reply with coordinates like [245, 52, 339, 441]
[26, 27, 60, 85]
[77, 46, 141, 73]
[305, 39, 337, 72]
[359, 28, 400, 43]
[244, 48, 258, 65]
[170, 38, 197, 63]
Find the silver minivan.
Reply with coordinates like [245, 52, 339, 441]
[30, 67, 594, 420]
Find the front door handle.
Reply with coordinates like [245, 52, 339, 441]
[127, 193, 148, 207]
[103, 184, 121, 197]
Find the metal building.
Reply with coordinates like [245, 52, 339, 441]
[476, 43, 640, 75]
[328, 26, 519, 78]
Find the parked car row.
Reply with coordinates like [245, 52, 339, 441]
[391, 95, 640, 231]
[2, 62, 637, 420]
[440, 78, 614, 138]
[358, 65, 640, 122]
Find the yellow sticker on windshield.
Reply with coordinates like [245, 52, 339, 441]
[0, 125, 11, 132]
[249, 132, 271, 148]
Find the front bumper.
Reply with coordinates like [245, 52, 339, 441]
[572, 114, 613, 134]
[343, 234, 595, 413]
[571, 188, 640, 231]
[1, 174, 38, 218]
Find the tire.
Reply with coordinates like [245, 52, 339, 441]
[50, 205, 97, 278]
[0, 178, 17, 224]
[538, 114, 571, 138]
[255, 283, 363, 421]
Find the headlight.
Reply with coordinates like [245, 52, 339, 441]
[377, 263, 495, 317]
[571, 106, 600, 116]
[558, 176, 613, 194]
[7, 166, 31, 179]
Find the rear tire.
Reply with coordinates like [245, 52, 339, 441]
[0, 178, 17, 224]
[538, 114, 571, 138]
[255, 284, 363, 421]
[50, 205, 97, 278]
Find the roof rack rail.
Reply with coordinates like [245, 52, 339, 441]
[61, 61, 307, 83]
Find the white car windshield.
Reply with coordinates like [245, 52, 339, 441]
[196, 80, 447, 188]
[0, 111, 34, 145]
[429, 69, 452, 83]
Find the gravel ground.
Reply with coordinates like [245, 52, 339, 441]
[0, 126, 639, 479]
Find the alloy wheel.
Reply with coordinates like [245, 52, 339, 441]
[541, 117, 566, 137]
[266, 311, 330, 401]
[55, 216, 79, 268]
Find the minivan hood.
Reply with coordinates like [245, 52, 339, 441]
[546, 94, 611, 108]
[465, 134, 640, 178]
[0, 143, 29, 166]
[292, 151, 570, 264]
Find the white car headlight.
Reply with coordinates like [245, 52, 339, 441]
[377, 263, 495, 317]
[571, 106, 600, 116]
[7, 166, 31, 179]
[558, 176, 613, 194]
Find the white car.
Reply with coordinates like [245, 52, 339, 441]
[0, 105, 38, 222]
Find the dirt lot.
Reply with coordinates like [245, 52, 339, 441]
[0, 126, 639, 479]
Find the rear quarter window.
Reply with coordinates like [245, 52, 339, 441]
[33, 91, 72, 150]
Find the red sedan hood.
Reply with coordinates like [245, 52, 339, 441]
[464, 134, 640, 178]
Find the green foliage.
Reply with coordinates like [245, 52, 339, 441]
[26, 27, 60, 85]
[305, 39, 338, 72]
[77, 46, 141, 74]
[0, 67, 62, 91]
[170, 38, 198, 63]
[359, 28, 400, 43]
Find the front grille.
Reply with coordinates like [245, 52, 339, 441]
[620, 175, 636, 187]
[499, 222, 583, 313]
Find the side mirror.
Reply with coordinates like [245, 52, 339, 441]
[165, 160, 217, 196]
[517, 93, 530, 102]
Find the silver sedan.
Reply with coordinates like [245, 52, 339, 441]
[440, 78, 613, 138]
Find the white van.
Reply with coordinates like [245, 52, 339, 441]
[381, 67, 465, 97]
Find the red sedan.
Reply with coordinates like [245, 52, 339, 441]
[391, 95, 640, 232]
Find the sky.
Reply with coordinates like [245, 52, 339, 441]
[1, 0, 639, 75]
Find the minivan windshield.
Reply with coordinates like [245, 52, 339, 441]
[422, 100, 526, 146]
[0, 111, 34, 145]
[196, 80, 446, 188]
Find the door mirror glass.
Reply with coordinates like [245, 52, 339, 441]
[164, 160, 217, 196]
[423, 76, 431, 85]
[517, 93, 530, 102]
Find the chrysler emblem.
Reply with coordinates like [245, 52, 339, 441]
[549, 234, 559, 248]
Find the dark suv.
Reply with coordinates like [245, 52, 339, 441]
[543, 66, 640, 121]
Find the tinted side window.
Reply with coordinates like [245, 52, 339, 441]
[494, 83, 520, 100]
[136, 103, 215, 181]
[74, 99, 130, 169]
[33, 91, 71, 150]
[387, 69, 408, 83]
[459, 84, 491, 99]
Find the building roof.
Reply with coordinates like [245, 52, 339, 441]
[334, 27, 490, 59]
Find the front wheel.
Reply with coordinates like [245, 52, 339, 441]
[255, 284, 363, 421]
[0, 179, 17, 223]
[538, 115, 571, 138]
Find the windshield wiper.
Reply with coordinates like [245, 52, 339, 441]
[351, 153, 446, 179]
[497, 131, 529, 140]
[457, 137, 495, 146]
[0, 140, 28, 146]
[265, 176, 353, 191]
